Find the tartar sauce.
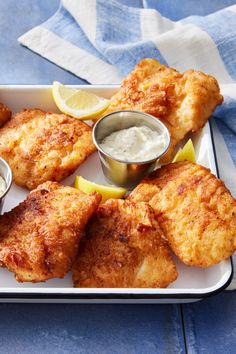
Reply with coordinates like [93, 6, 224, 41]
[100, 125, 166, 162]
[0, 176, 6, 197]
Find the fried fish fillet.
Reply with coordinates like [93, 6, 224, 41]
[104, 59, 223, 161]
[0, 109, 96, 189]
[0, 181, 101, 282]
[0, 102, 11, 127]
[73, 199, 178, 288]
[128, 161, 236, 267]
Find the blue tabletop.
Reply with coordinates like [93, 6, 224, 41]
[0, 1, 235, 353]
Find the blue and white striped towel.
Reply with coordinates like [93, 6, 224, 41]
[18, 0, 236, 288]
[18, 0, 236, 164]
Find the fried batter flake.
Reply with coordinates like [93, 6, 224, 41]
[0, 102, 11, 127]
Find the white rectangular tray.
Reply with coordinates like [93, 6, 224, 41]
[0, 85, 233, 303]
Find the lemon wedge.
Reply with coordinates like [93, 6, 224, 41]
[52, 81, 110, 120]
[74, 176, 127, 203]
[172, 139, 196, 163]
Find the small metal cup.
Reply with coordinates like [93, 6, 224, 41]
[93, 110, 170, 189]
[0, 157, 12, 214]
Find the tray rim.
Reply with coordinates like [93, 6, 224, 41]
[0, 84, 233, 301]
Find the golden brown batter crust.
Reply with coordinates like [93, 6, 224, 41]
[129, 161, 236, 267]
[0, 109, 96, 189]
[0, 181, 101, 282]
[73, 199, 177, 288]
[103, 59, 223, 161]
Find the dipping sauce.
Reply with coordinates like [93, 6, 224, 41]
[100, 125, 166, 162]
[0, 175, 6, 197]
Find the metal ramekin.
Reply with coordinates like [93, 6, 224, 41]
[93, 110, 170, 189]
[0, 157, 12, 214]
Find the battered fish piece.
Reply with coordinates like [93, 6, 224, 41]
[104, 59, 223, 161]
[0, 102, 11, 127]
[73, 199, 178, 288]
[0, 109, 96, 189]
[128, 161, 236, 267]
[0, 181, 101, 282]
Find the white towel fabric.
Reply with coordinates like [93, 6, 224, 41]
[18, 0, 236, 289]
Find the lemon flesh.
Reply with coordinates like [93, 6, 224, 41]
[52, 81, 110, 120]
[172, 139, 196, 163]
[74, 176, 127, 203]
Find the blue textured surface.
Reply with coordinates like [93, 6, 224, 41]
[183, 291, 236, 353]
[0, 0, 85, 84]
[0, 1, 235, 353]
[144, 0, 236, 20]
[0, 304, 185, 354]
